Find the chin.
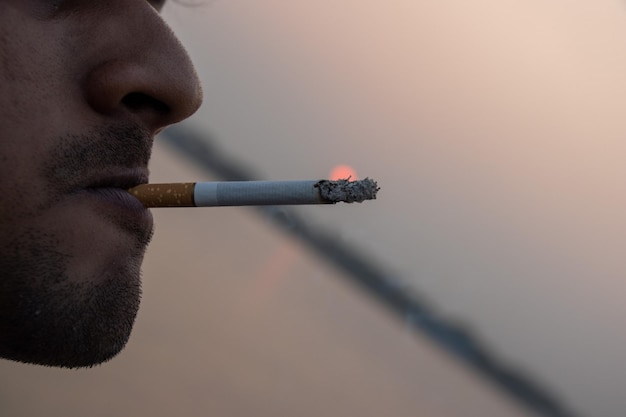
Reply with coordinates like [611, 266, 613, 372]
[5, 267, 143, 368]
[0, 224, 147, 368]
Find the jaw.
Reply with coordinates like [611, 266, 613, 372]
[0, 197, 151, 367]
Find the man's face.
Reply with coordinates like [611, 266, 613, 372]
[0, 0, 202, 367]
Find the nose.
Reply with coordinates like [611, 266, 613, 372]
[83, 2, 203, 134]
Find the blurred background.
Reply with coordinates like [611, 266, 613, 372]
[3, 1, 626, 416]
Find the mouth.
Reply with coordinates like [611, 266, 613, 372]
[84, 167, 150, 191]
[74, 167, 153, 233]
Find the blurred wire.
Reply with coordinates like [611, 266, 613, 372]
[159, 124, 581, 417]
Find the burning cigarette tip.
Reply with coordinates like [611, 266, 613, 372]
[316, 178, 379, 203]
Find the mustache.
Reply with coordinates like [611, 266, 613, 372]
[43, 124, 153, 195]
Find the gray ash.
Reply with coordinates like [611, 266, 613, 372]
[316, 178, 379, 203]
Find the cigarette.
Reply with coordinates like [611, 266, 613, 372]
[128, 178, 379, 208]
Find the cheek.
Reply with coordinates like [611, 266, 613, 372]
[0, 28, 86, 206]
[0, 9, 82, 132]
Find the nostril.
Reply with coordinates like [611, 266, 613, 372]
[122, 92, 170, 115]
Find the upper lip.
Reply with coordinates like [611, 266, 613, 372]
[83, 167, 150, 191]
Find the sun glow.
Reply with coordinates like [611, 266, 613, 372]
[329, 164, 358, 181]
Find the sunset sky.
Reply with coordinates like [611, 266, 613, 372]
[162, 2, 626, 415]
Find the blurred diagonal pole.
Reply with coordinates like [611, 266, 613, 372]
[159, 124, 581, 417]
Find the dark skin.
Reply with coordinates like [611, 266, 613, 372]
[0, 0, 203, 367]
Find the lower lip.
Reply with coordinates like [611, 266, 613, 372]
[78, 187, 153, 229]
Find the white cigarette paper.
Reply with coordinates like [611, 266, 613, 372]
[129, 179, 379, 208]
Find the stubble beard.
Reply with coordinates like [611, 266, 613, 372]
[0, 123, 154, 368]
[0, 230, 145, 368]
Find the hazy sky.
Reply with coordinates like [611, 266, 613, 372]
[163, 2, 626, 415]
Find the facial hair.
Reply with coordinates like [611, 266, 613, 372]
[0, 124, 154, 368]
